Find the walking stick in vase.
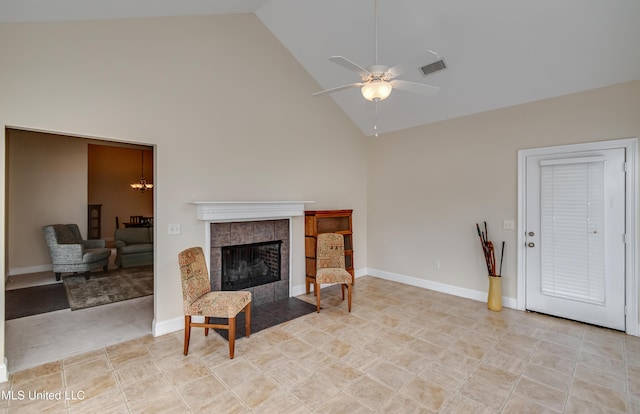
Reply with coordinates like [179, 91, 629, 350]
[498, 241, 505, 277]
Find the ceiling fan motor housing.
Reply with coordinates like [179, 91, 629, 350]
[366, 64, 392, 82]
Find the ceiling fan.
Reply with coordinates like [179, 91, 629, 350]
[312, 0, 445, 123]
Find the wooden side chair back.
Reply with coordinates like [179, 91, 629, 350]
[315, 233, 353, 313]
[178, 246, 251, 359]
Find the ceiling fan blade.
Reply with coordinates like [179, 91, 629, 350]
[391, 80, 440, 96]
[328, 56, 370, 78]
[312, 82, 364, 96]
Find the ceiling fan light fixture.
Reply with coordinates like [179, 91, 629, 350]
[361, 79, 392, 101]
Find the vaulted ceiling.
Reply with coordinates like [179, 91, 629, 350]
[2, 0, 639, 136]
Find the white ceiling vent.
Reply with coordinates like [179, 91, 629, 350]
[420, 59, 446, 77]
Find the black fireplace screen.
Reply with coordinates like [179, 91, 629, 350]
[221, 240, 282, 290]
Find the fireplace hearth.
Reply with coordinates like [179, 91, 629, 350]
[222, 240, 282, 290]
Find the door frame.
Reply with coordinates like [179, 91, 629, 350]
[517, 137, 638, 336]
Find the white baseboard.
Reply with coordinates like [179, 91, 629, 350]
[0, 357, 8, 383]
[8, 264, 52, 276]
[152, 316, 183, 337]
[366, 268, 517, 310]
[290, 269, 367, 298]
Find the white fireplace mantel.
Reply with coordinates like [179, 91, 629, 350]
[191, 201, 314, 222]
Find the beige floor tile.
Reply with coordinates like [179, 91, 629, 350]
[162, 357, 211, 387]
[10, 361, 63, 389]
[439, 393, 495, 414]
[194, 390, 249, 413]
[503, 393, 561, 413]
[67, 390, 128, 414]
[522, 363, 572, 391]
[569, 378, 627, 412]
[7, 276, 640, 413]
[418, 362, 467, 392]
[400, 376, 450, 412]
[212, 357, 261, 389]
[289, 373, 340, 409]
[176, 374, 229, 411]
[231, 373, 283, 410]
[377, 392, 434, 414]
[458, 376, 511, 411]
[315, 391, 373, 414]
[513, 377, 566, 412]
[105, 339, 151, 369]
[113, 355, 160, 386]
[253, 392, 311, 414]
[346, 375, 395, 410]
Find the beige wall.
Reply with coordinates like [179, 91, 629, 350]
[6, 130, 88, 271]
[367, 80, 640, 302]
[0, 13, 368, 373]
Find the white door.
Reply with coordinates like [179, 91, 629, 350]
[524, 147, 626, 330]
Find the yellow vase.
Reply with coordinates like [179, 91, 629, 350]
[487, 275, 502, 311]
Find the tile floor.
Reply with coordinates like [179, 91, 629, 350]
[2, 276, 639, 413]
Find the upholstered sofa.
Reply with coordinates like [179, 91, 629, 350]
[114, 227, 153, 268]
[43, 224, 111, 281]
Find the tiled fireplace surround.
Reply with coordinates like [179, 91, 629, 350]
[210, 219, 290, 306]
[193, 201, 309, 306]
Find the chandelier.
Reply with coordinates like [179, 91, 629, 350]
[130, 150, 153, 193]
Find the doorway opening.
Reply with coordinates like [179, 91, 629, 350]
[4, 127, 156, 371]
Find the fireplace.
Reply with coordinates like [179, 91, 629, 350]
[221, 240, 282, 290]
[192, 201, 311, 306]
[210, 219, 290, 306]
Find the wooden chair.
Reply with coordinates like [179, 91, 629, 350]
[178, 247, 251, 359]
[315, 233, 353, 313]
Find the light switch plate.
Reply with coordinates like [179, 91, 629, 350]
[503, 220, 515, 230]
[168, 223, 181, 235]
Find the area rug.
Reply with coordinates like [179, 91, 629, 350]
[63, 266, 153, 310]
[212, 296, 317, 340]
[5, 283, 70, 320]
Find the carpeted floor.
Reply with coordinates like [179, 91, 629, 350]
[211, 296, 317, 340]
[63, 266, 153, 310]
[5, 283, 70, 320]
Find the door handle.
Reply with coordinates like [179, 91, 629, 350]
[527, 242, 535, 248]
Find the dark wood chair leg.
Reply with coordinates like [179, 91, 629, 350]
[55, 273, 61, 281]
[316, 282, 321, 313]
[183, 316, 191, 355]
[228, 317, 236, 359]
[84, 271, 90, 280]
[245, 303, 251, 338]
[204, 317, 210, 336]
[348, 283, 352, 312]
[341, 284, 345, 300]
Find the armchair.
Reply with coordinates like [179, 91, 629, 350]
[42, 224, 111, 281]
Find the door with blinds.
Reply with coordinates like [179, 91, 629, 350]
[525, 147, 626, 330]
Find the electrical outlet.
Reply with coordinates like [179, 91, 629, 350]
[168, 223, 181, 235]
[503, 220, 515, 230]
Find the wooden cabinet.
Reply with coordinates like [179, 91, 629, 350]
[88, 204, 102, 239]
[305, 209, 354, 293]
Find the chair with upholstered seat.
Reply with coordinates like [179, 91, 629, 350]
[315, 233, 353, 313]
[42, 224, 111, 281]
[178, 246, 251, 359]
